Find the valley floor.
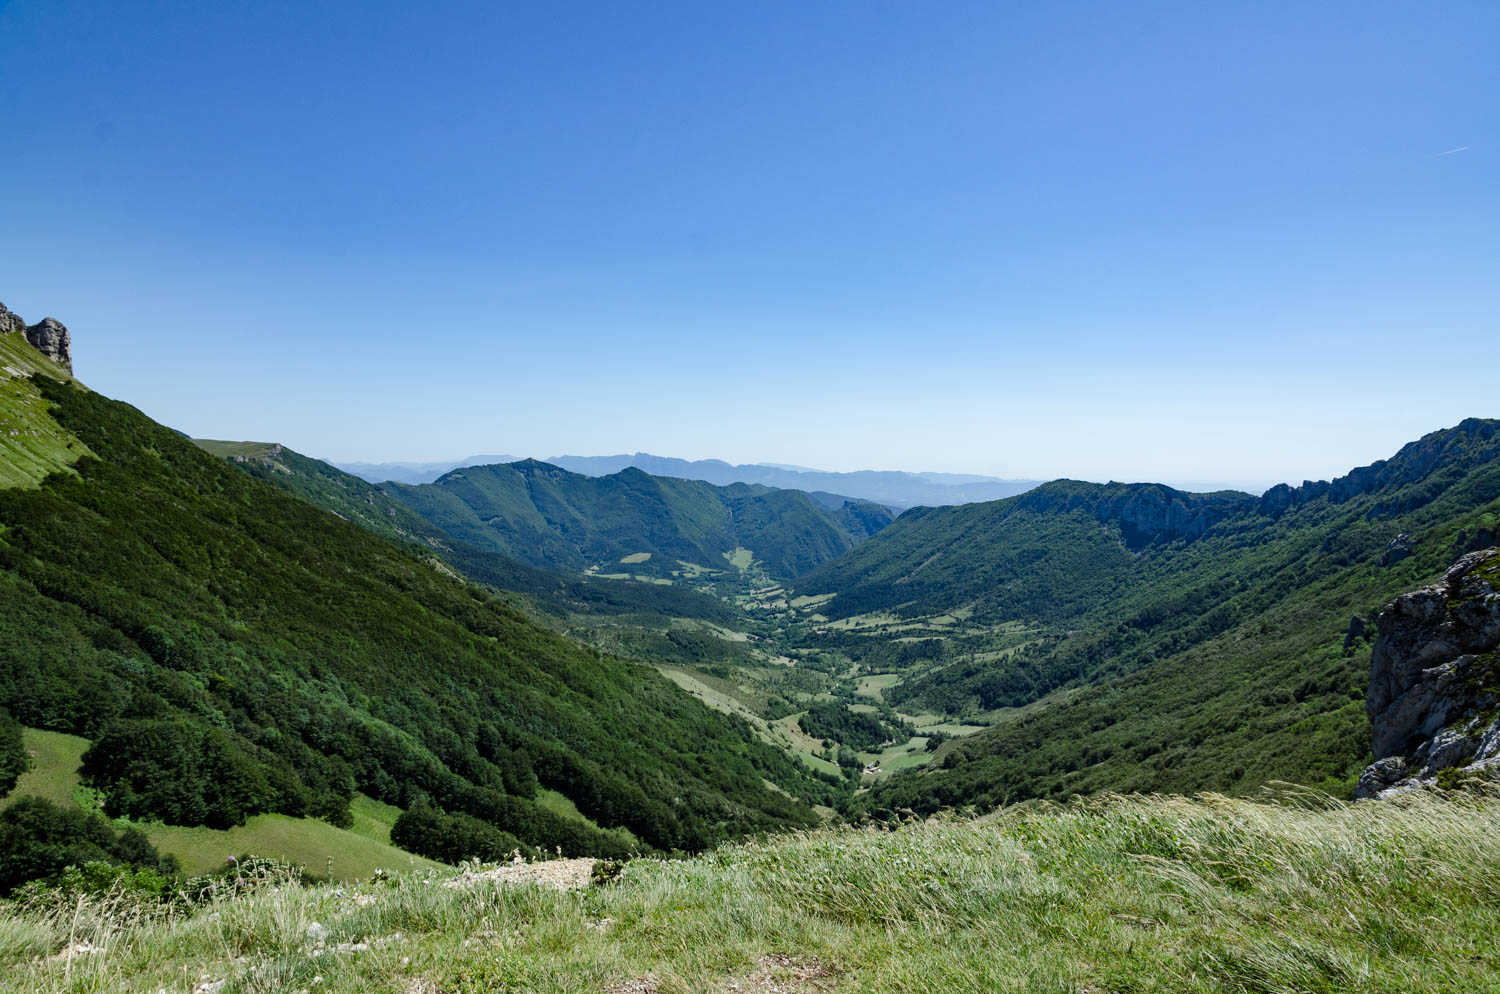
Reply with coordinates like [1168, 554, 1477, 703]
[4, 789, 1497, 993]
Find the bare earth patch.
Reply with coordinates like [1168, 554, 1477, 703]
[727, 955, 839, 993]
[444, 857, 597, 890]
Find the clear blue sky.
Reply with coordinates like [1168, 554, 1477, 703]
[1, 1, 1494, 486]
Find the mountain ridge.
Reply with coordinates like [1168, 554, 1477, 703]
[386, 457, 894, 579]
[545, 451, 1041, 508]
[825, 417, 1500, 816]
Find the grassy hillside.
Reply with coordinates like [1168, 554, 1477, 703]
[792, 420, 1500, 814]
[0, 331, 91, 488]
[389, 459, 891, 579]
[141, 815, 440, 880]
[4, 789, 1496, 993]
[2, 729, 89, 810]
[1, 728, 442, 881]
[0, 374, 835, 863]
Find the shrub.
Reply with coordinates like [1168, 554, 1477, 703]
[79, 719, 283, 828]
[0, 709, 25, 795]
[0, 796, 178, 895]
[391, 804, 537, 865]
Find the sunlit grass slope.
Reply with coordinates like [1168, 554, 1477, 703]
[0, 332, 89, 488]
[0, 729, 89, 810]
[142, 814, 442, 880]
[1, 729, 440, 882]
[4, 789, 1497, 993]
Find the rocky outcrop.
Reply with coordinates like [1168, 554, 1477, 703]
[0, 302, 24, 335]
[1379, 534, 1414, 567]
[1260, 419, 1500, 519]
[1355, 547, 1500, 799]
[1455, 527, 1498, 555]
[24, 317, 72, 374]
[231, 444, 284, 468]
[1017, 482, 1253, 550]
[0, 301, 74, 374]
[1343, 615, 1367, 651]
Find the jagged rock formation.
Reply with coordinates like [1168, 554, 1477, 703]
[1379, 533, 1415, 567]
[1015, 482, 1253, 550]
[24, 318, 72, 374]
[1343, 615, 1367, 651]
[0, 303, 24, 335]
[1355, 547, 1500, 799]
[231, 443, 284, 468]
[0, 302, 73, 374]
[1455, 527, 1498, 554]
[1260, 419, 1500, 518]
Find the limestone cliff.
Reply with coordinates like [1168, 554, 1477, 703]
[0, 303, 24, 336]
[1261, 419, 1500, 518]
[0, 301, 73, 374]
[1355, 547, 1500, 799]
[1014, 482, 1252, 550]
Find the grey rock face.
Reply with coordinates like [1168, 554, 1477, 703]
[23, 317, 72, 374]
[1343, 615, 1366, 651]
[230, 444, 284, 469]
[1259, 420, 1500, 519]
[1455, 527, 1498, 554]
[1355, 547, 1500, 799]
[1379, 534, 1414, 567]
[0, 302, 24, 335]
[1016, 484, 1251, 550]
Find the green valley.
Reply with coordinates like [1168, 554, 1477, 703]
[787, 421, 1500, 814]
[0, 332, 840, 882]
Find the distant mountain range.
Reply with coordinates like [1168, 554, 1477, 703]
[332, 451, 1044, 508]
[333, 452, 1280, 507]
[542, 454, 1042, 508]
[330, 455, 519, 485]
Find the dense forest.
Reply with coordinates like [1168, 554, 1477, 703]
[0, 377, 837, 860]
[387, 459, 891, 579]
[198, 439, 740, 625]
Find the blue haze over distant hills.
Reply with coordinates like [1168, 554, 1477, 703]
[332, 451, 1278, 507]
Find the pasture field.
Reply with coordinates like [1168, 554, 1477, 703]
[5, 790, 1496, 994]
[2, 729, 441, 882]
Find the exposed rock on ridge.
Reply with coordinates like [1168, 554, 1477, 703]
[1260, 419, 1500, 518]
[0, 303, 24, 336]
[25, 318, 72, 374]
[231, 443, 284, 468]
[1016, 482, 1253, 550]
[0, 301, 74, 374]
[1355, 547, 1500, 799]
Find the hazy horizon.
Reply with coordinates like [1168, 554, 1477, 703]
[2, 1, 1494, 484]
[321, 447, 1291, 498]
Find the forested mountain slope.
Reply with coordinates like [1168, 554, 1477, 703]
[0, 368, 831, 857]
[192, 439, 738, 624]
[387, 459, 893, 578]
[802, 481, 1257, 623]
[805, 420, 1500, 814]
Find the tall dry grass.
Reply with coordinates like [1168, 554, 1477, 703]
[3, 787, 1496, 992]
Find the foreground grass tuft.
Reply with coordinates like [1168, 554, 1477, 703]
[3, 788, 1497, 992]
